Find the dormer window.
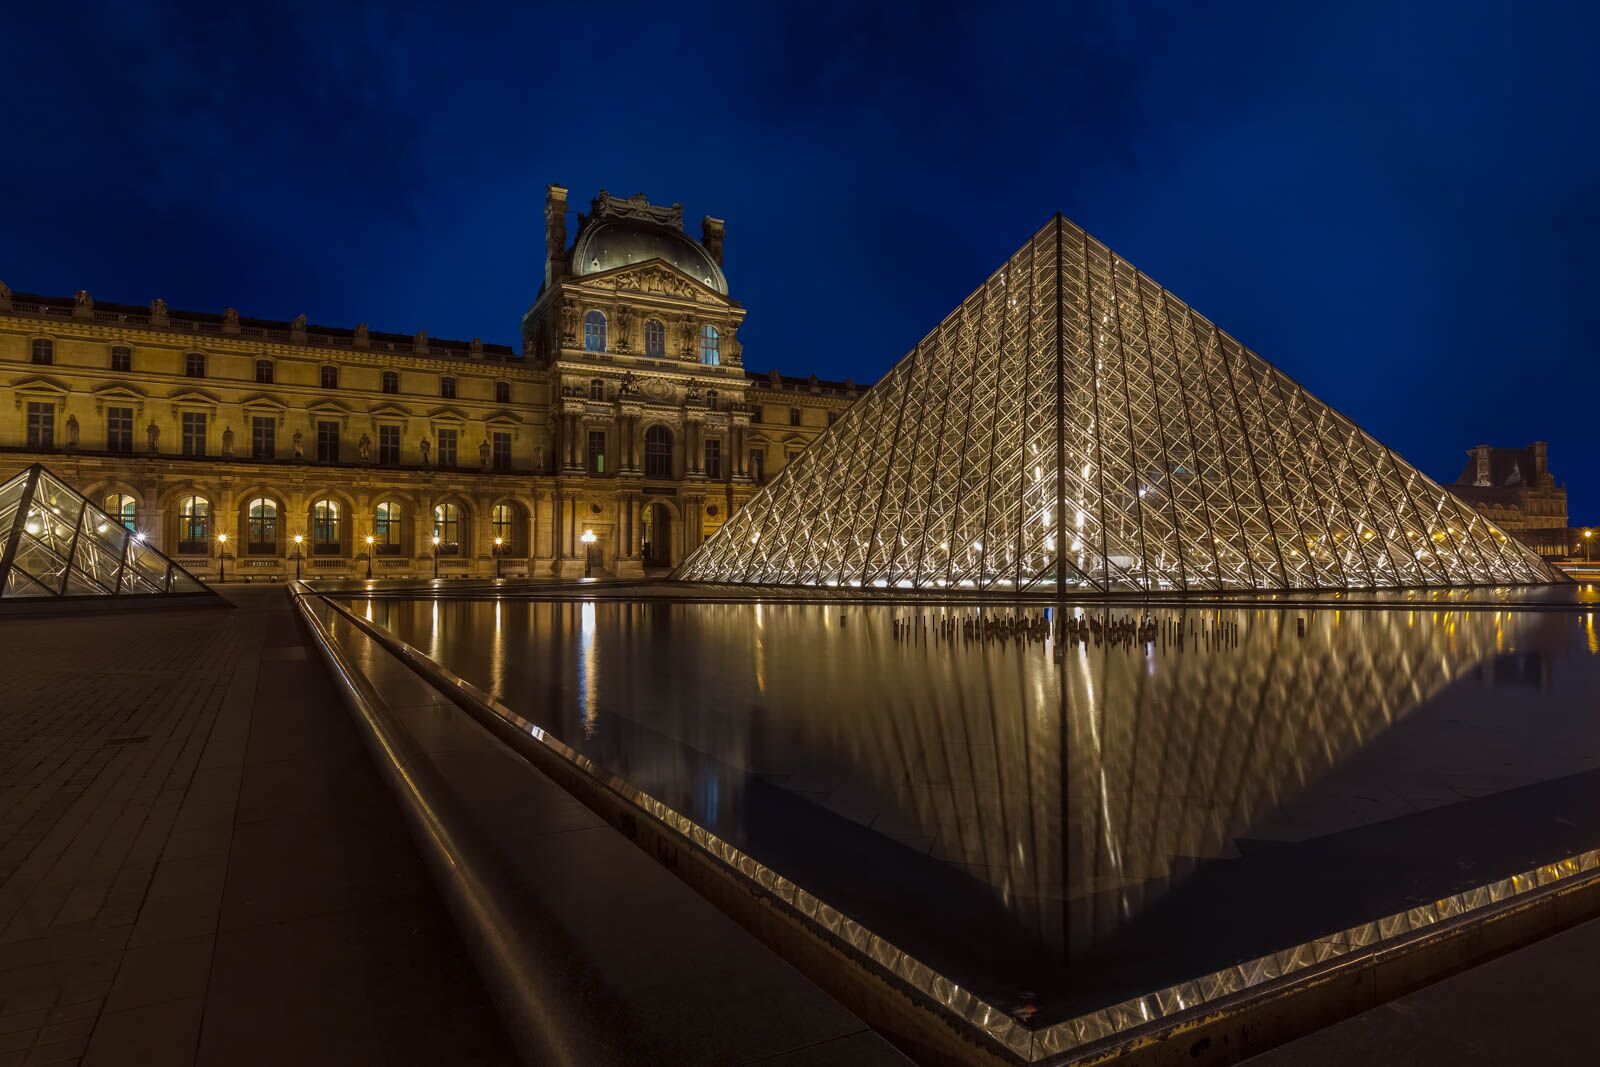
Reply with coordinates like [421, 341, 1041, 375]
[700, 324, 719, 366]
[644, 319, 665, 357]
[584, 310, 607, 353]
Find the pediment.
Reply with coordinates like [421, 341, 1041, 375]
[239, 392, 287, 411]
[574, 259, 734, 307]
[167, 387, 221, 407]
[306, 398, 354, 416]
[426, 405, 469, 424]
[368, 402, 411, 420]
[484, 409, 523, 426]
[12, 375, 70, 397]
[92, 381, 147, 401]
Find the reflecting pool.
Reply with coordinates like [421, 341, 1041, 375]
[342, 595, 1600, 1026]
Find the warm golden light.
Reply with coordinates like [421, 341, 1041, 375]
[293, 534, 304, 544]
[216, 532, 228, 543]
[580, 529, 597, 544]
[365, 535, 375, 545]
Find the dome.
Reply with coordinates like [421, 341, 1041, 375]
[571, 218, 728, 295]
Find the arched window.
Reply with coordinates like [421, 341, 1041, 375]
[644, 319, 665, 357]
[381, 371, 399, 394]
[584, 310, 607, 353]
[589, 378, 606, 401]
[104, 493, 137, 532]
[374, 501, 402, 555]
[320, 365, 338, 389]
[311, 499, 342, 554]
[433, 503, 462, 556]
[177, 496, 210, 553]
[31, 339, 53, 365]
[644, 426, 674, 480]
[439, 376, 456, 399]
[185, 352, 206, 378]
[495, 381, 510, 404]
[700, 324, 719, 365]
[255, 359, 274, 384]
[491, 504, 516, 554]
[245, 497, 278, 555]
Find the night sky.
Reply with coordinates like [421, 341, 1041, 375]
[4, 2, 1596, 520]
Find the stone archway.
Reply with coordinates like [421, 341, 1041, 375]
[641, 501, 675, 567]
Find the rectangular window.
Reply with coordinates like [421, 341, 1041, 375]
[378, 425, 400, 465]
[320, 366, 338, 389]
[111, 347, 132, 373]
[185, 352, 206, 378]
[316, 420, 339, 463]
[437, 428, 458, 468]
[181, 412, 206, 456]
[251, 416, 276, 459]
[255, 360, 274, 384]
[704, 438, 722, 479]
[106, 406, 133, 453]
[587, 430, 606, 473]
[26, 402, 54, 449]
[750, 449, 765, 484]
[789, 407, 802, 426]
[492, 431, 512, 471]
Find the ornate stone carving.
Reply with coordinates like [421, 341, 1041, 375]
[149, 298, 168, 325]
[222, 307, 240, 331]
[292, 428, 304, 459]
[725, 324, 742, 366]
[0, 281, 11, 311]
[470, 337, 483, 355]
[479, 438, 490, 468]
[618, 370, 638, 398]
[592, 189, 683, 229]
[146, 421, 160, 453]
[419, 436, 431, 465]
[641, 378, 673, 402]
[66, 414, 79, 449]
[353, 323, 369, 348]
[73, 290, 93, 317]
[358, 432, 371, 461]
[222, 425, 234, 456]
[615, 305, 635, 351]
[678, 319, 696, 358]
[412, 330, 428, 353]
[768, 368, 781, 385]
[560, 301, 576, 343]
[291, 314, 308, 344]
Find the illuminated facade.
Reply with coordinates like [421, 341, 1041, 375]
[680, 217, 1564, 591]
[0, 187, 855, 580]
[1448, 442, 1570, 558]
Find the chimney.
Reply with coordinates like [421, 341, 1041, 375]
[701, 216, 725, 267]
[544, 184, 569, 289]
[1472, 445, 1492, 486]
[1531, 440, 1549, 481]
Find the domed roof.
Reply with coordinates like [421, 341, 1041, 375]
[571, 218, 728, 295]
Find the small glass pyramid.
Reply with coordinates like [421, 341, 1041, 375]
[678, 217, 1566, 592]
[0, 464, 211, 599]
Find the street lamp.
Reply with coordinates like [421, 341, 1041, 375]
[432, 535, 441, 579]
[1585, 528, 1593, 563]
[580, 528, 597, 579]
[216, 532, 229, 583]
[292, 533, 304, 580]
[493, 536, 504, 579]
[364, 535, 375, 579]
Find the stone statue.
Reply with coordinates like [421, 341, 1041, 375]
[616, 305, 636, 350]
[292, 429, 304, 459]
[75, 289, 93, 311]
[560, 302, 576, 343]
[618, 370, 637, 397]
[291, 313, 307, 332]
[412, 330, 428, 349]
[0, 281, 12, 310]
[678, 319, 695, 357]
[419, 436, 431, 465]
[66, 414, 80, 449]
[808, 373, 819, 391]
[358, 432, 371, 461]
[354, 322, 369, 341]
[221, 425, 234, 456]
[684, 381, 703, 402]
[768, 368, 781, 385]
[533, 442, 545, 472]
[470, 337, 483, 355]
[223, 307, 240, 328]
[479, 438, 490, 468]
[146, 421, 160, 453]
[149, 298, 168, 323]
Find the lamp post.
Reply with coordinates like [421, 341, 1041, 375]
[432, 536, 441, 579]
[292, 534, 304, 580]
[1585, 529, 1593, 563]
[216, 532, 229, 583]
[493, 536, 504, 578]
[364, 535, 375, 579]
[581, 528, 597, 578]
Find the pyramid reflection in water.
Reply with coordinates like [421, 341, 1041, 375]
[679, 217, 1564, 592]
[0, 464, 210, 599]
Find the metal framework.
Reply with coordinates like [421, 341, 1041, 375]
[0, 463, 209, 598]
[678, 217, 1564, 591]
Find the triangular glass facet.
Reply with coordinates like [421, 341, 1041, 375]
[678, 218, 1565, 592]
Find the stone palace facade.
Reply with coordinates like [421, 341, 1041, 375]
[0, 186, 858, 580]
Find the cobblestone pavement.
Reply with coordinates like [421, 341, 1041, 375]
[0, 586, 515, 1067]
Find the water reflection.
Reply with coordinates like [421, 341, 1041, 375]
[350, 596, 1600, 1020]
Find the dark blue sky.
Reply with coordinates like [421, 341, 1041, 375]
[5, 2, 1596, 520]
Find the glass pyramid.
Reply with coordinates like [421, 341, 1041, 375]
[0, 464, 211, 599]
[680, 217, 1565, 592]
